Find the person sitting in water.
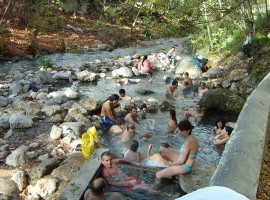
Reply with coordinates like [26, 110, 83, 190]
[101, 151, 141, 188]
[183, 72, 193, 90]
[213, 126, 233, 145]
[166, 80, 179, 100]
[213, 118, 226, 135]
[116, 78, 141, 87]
[84, 178, 106, 200]
[198, 81, 208, 98]
[184, 104, 204, 123]
[100, 94, 121, 126]
[181, 81, 191, 95]
[138, 55, 153, 76]
[124, 106, 140, 124]
[147, 143, 171, 165]
[119, 89, 132, 102]
[140, 104, 148, 119]
[167, 109, 177, 133]
[121, 124, 152, 143]
[123, 140, 145, 163]
[155, 120, 198, 179]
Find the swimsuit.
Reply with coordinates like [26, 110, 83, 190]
[178, 146, 197, 173]
[101, 116, 117, 125]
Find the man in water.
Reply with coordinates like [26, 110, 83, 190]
[166, 80, 179, 100]
[100, 94, 121, 126]
[101, 151, 141, 187]
[184, 104, 204, 123]
[124, 106, 140, 124]
[121, 124, 152, 143]
[84, 178, 106, 200]
[198, 82, 208, 98]
[166, 47, 176, 66]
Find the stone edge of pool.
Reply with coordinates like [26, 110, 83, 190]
[210, 72, 270, 200]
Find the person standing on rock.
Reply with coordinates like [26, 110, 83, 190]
[138, 55, 153, 76]
[166, 80, 179, 100]
[101, 94, 121, 126]
[155, 120, 198, 179]
[166, 47, 176, 66]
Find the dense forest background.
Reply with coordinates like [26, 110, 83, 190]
[0, 0, 270, 59]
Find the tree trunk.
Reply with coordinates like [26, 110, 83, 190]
[99, 0, 106, 20]
[253, 0, 262, 18]
[0, 0, 14, 28]
[203, 2, 213, 49]
[130, 2, 143, 35]
[264, 0, 268, 17]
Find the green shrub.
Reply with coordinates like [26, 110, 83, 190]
[0, 28, 10, 56]
[35, 53, 53, 68]
[140, 28, 154, 39]
[162, 24, 180, 37]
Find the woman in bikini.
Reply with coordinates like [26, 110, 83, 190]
[213, 118, 226, 135]
[155, 120, 198, 179]
[167, 109, 177, 133]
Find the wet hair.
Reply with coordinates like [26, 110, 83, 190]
[225, 126, 233, 136]
[196, 104, 202, 109]
[161, 142, 170, 148]
[119, 89, 126, 95]
[200, 82, 206, 87]
[142, 55, 148, 66]
[91, 178, 106, 194]
[140, 103, 147, 110]
[183, 81, 189, 86]
[130, 105, 137, 112]
[127, 124, 136, 130]
[130, 140, 139, 152]
[169, 109, 177, 122]
[101, 151, 111, 160]
[172, 80, 178, 86]
[178, 120, 194, 134]
[215, 118, 226, 129]
[184, 72, 189, 76]
[109, 94, 119, 101]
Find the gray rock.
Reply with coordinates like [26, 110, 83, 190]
[51, 164, 75, 181]
[71, 114, 91, 126]
[48, 114, 64, 123]
[4, 129, 13, 139]
[29, 142, 40, 149]
[11, 171, 28, 191]
[9, 113, 33, 129]
[159, 100, 175, 111]
[33, 71, 53, 85]
[26, 151, 38, 159]
[98, 44, 112, 51]
[200, 88, 245, 114]
[135, 88, 155, 95]
[48, 91, 68, 104]
[76, 70, 98, 82]
[52, 71, 72, 80]
[0, 178, 17, 196]
[0, 96, 8, 107]
[29, 158, 59, 180]
[79, 98, 100, 111]
[9, 82, 23, 96]
[179, 161, 216, 193]
[27, 177, 58, 199]
[0, 144, 9, 152]
[175, 56, 201, 77]
[6, 145, 29, 167]
[50, 125, 63, 141]
[42, 105, 62, 117]
[112, 66, 134, 78]
[221, 80, 231, 88]
[60, 122, 84, 138]
[0, 115, 10, 129]
[0, 151, 9, 159]
[64, 88, 79, 99]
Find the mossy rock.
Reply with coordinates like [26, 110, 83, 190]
[199, 88, 245, 114]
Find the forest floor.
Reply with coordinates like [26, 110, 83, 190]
[0, 3, 270, 200]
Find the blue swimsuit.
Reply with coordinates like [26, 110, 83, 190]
[178, 146, 197, 173]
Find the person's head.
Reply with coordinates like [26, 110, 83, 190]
[130, 140, 139, 152]
[130, 106, 138, 116]
[168, 109, 177, 121]
[161, 142, 170, 148]
[172, 80, 178, 88]
[91, 178, 106, 195]
[195, 104, 202, 111]
[140, 104, 148, 114]
[184, 72, 189, 78]
[109, 94, 119, 104]
[200, 82, 206, 89]
[127, 123, 136, 135]
[171, 47, 175, 51]
[225, 126, 233, 136]
[143, 55, 148, 60]
[178, 120, 194, 137]
[119, 89, 126, 97]
[101, 151, 113, 168]
[215, 118, 226, 129]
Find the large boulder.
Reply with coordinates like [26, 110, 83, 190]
[9, 113, 33, 129]
[200, 88, 245, 114]
[33, 71, 53, 85]
[175, 56, 201, 77]
[112, 66, 134, 78]
[6, 145, 29, 167]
